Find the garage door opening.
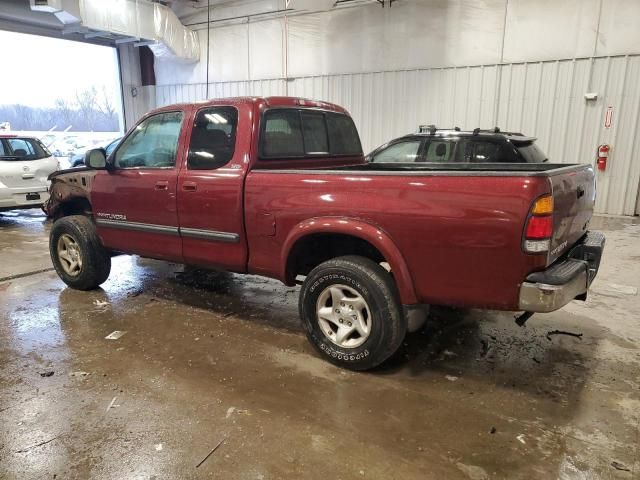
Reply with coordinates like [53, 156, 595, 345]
[0, 29, 123, 168]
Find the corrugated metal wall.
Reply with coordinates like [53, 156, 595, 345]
[154, 55, 640, 215]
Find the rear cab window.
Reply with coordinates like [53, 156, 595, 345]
[0, 137, 50, 161]
[260, 108, 362, 159]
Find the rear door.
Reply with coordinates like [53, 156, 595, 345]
[177, 104, 249, 271]
[547, 165, 595, 264]
[91, 110, 187, 261]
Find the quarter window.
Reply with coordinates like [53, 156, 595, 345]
[188, 107, 238, 170]
[515, 142, 547, 163]
[114, 111, 183, 169]
[454, 140, 512, 163]
[472, 141, 500, 162]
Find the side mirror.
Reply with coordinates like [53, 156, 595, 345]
[85, 148, 107, 169]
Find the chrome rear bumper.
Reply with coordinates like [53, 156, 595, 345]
[518, 231, 605, 313]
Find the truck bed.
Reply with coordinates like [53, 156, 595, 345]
[245, 162, 595, 310]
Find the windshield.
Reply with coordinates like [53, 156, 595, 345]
[0, 137, 51, 161]
[515, 141, 548, 163]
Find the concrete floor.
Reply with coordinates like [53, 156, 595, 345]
[0, 210, 639, 480]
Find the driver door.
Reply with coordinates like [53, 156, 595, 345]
[91, 109, 189, 261]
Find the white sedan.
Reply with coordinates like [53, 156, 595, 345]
[0, 135, 58, 212]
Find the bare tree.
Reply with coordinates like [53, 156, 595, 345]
[98, 85, 117, 119]
[13, 104, 35, 129]
[75, 87, 99, 130]
[54, 97, 74, 130]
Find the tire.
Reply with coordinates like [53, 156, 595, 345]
[299, 255, 406, 371]
[49, 215, 111, 290]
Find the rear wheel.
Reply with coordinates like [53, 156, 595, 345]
[299, 255, 406, 371]
[49, 215, 111, 290]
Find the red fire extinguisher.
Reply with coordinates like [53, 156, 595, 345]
[597, 144, 610, 171]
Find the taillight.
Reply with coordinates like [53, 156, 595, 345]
[524, 194, 553, 253]
[525, 216, 553, 238]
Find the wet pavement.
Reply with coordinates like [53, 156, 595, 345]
[1, 210, 639, 479]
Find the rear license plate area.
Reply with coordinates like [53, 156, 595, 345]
[26, 192, 41, 201]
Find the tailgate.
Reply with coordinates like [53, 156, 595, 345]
[0, 156, 57, 189]
[547, 165, 595, 264]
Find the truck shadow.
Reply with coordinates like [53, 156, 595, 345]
[379, 304, 599, 407]
[154, 262, 598, 398]
[152, 264, 304, 333]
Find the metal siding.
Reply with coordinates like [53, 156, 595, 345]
[152, 56, 640, 215]
[154, 79, 287, 106]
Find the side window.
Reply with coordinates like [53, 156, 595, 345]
[188, 107, 238, 169]
[301, 111, 328, 154]
[452, 139, 511, 163]
[8, 139, 35, 157]
[326, 113, 362, 155]
[0, 140, 5, 156]
[6, 138, 46, 160]
[372, 140, 422, 163]
[424, 140, 455, 162]
[472, 141, 500, 162]
[114, 111, 183, 169]
[262, 110, 304, 158]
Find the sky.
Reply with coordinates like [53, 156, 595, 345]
[0, 30, 121, 108]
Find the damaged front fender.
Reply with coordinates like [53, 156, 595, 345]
[44, 168, 98, 219]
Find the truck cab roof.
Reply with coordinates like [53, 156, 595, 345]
[146, 96, 350, 117]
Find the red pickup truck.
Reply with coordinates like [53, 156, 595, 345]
[45, 96, 605, 370]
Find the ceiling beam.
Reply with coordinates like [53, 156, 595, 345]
[114, 36, 140, 44]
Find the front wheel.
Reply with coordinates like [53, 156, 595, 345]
[299, 255, 406, 371]
[49, 215, 111, 290]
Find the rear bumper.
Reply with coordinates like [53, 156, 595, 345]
[518, 231, 605, 313]
[0, 185, 49, 211]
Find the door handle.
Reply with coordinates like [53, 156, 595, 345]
[22, 173, 35, 179]
[155, 181, 169, 191]
[182, 182, 197, 192]
[577, 185, 585, 198]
